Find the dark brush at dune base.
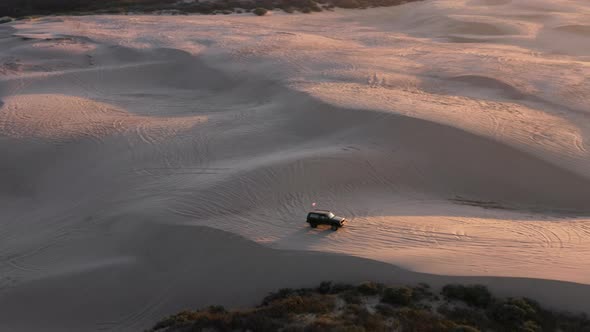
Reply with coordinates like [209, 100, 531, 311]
[0, 0, 421, 18]
[151, 282, 590, 332]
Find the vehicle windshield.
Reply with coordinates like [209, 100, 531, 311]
[328, 212, 335, 218]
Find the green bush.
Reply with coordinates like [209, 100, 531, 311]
[437, 304, 489, 329]
[382, 287, 413, 306]
[395, 308, 457, 332]
[330, 283, 356, 294]
[231, 311, 281, 331]
[450, 325, 481, 332]
[262, 287, 313, 305]
[334, 0, 361, 8]
[341, 290, 362, 305]
[375, 303, 396, 317]
[152, 307, 233, 331]
[309, 2, 322, 11]
[412, 283, 435, 302]
[490, 301, 533, 329]
[262, 294, 335, 318]
[545, 311, 590, 332]
[151, 281, 590, 332]
[341, 304, 388, 331]
[304, 317, 366, 332]
[520, 320, 541, 332]
[356, 282, 382, 296]
[317, 281, 332, 294]
[253, 7, 268, 15]
[490, 299, 536, 324]
[442, 284, 492, 308]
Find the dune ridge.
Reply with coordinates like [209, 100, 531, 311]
[0, 94, 206, 142]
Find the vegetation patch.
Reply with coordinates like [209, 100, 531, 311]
[252, 7, 268, 15]
[442, 284, 493, 308]
[151, 281, 590, 331]
[0, 0, 423, 19]
[0, 16, 13, 24]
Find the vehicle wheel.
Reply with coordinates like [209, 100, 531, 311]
[310, 223, 317, 228]
[331, 225, 339, 231]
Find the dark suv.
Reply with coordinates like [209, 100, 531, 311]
[306, 210, 346, 231]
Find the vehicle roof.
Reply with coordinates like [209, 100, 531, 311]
[309, 210, 333, 214]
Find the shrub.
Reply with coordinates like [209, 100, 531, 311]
[437, 304, 489, 329]
[395, 308, 457, 332]
[546, 311, 590, 332]
[341, 290, 362, 305]
[341, 304, 388, 331]
[261, 287, 313, 305]
[152, 307, 233, 331]
[303, 316, 341, 331]
[317, 281, 332, 294]
[208, 305, 226, 313]
[231, 311, 281, 331]
[253, 7, 268, 15]
[442, 284, 492, 308]
[492, 304, 526, 328]
[356, 282, 382, 296]
[152, 310, 199, 330]
[450, 325, 481, 332]
[331, 283, 356, 294]
[412, 283, 435, 302]
[152, 281, 590, 332]
[382, 287, 413, 306]
[489, 298, 538, 330]
[375, 303, 396, 317]
[486, 297, 590, 332]
[262, 294, 335, 318]
[334, 0, 361, 8]
[521, 320, 541, 332]
[304, 317, 368, 332]
[262, 288, 295, 305]
[1, 0, 423, 19]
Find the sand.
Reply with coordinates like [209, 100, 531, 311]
[1, 0, 590, 330]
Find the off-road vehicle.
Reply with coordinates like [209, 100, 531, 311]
[306, 210, 346, 231]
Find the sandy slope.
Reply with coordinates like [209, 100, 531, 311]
[1, 0, 590, 330]
[1, 223, 589, 331]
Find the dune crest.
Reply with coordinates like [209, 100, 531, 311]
[0, 94, 206, 142]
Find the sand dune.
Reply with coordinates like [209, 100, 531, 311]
[0, 94, 206, 141]
[1, 0, 590, 330]
[446, 75, 526, 99]
[1, 223, 589, 331]
[555, 24, 590, 36]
